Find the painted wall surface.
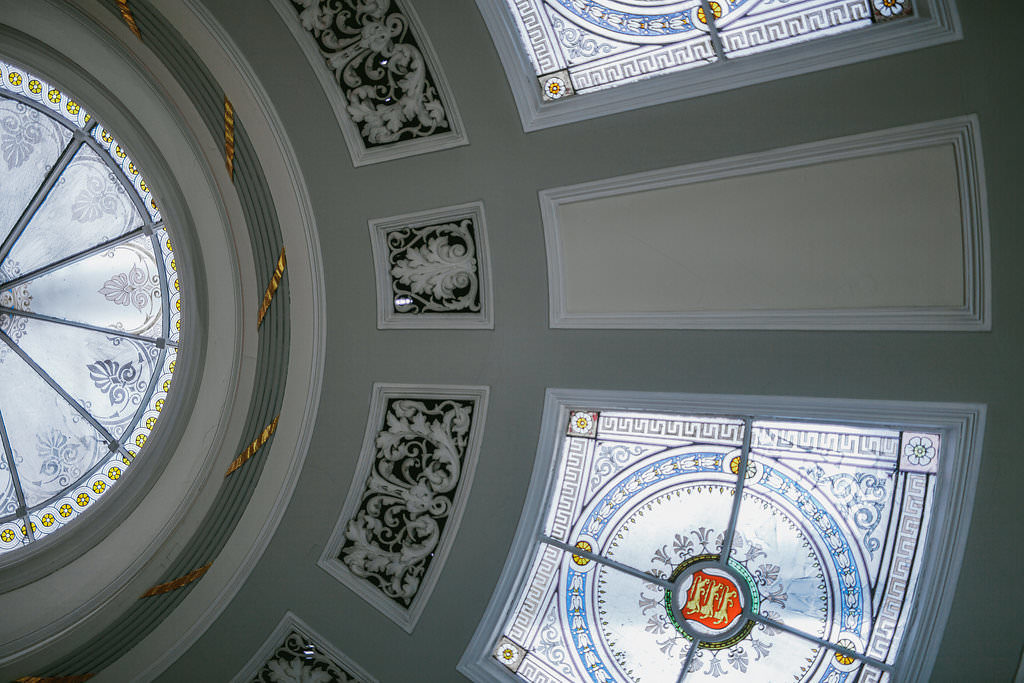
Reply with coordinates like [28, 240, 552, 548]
[557, 145, 964, 313]
[149, 1, 1022, 682]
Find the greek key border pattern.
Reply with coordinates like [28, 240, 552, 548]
[752, 427, 899, 464]
[597, 414, 744, 446]
[722, 1, 871, 54]
[866, 472, 927, 662]
[544, 437, 588, 540]
[571, 36, 714, 91]
[508, 543, 563, 644]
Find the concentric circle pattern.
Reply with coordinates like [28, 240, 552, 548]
[493, 411, 940, 681]
[0, 59, 181, 555]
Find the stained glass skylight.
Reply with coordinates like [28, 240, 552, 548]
[487, 407, 942, 682]
[0, 59, 181, 555]
[504, 0, 914, 100]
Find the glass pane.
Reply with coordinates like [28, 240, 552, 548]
[0, 450, 18, 517]
[0, 60, 92, 129]
[5, 143, 144, 277]
[506, 0, 717, 94]
[588, 562, 686, 682]
[155, 227, 180, 344]
[731, 420, 933, 661]
[0, 339, 108, 508]
[543, 411, 744, 542]
[0, 95, 73, 244]
[91, 125, 161, 222]
[729, 487, 832, 645]
[12, 316, 159, 441]
[0, 517, 29, 555]
[122, 345, 176, 458]
[681, 626, 830, 682]
[719, 0, 873, 58]
[3, 232, 162, 338]
[28, 445, 129, 540]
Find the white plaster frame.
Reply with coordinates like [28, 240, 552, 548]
[318, 383, 490, 633]
[230, 611, 378, 683]
[542, 115, 990, 330]
[267, 0, 468, 166]
[458, 388, 986, 683]
[475, 0, 961, 131]
[369, 201, 494, 329]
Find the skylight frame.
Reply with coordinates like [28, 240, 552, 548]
[459, 388, 984, 682]
[476, 0, 961, 131]
[0, 57, 184, 561]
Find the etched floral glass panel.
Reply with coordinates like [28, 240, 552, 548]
[502, 0, 914, 98]
[0, 59, 182, 555]
[492, 408, 939, 682]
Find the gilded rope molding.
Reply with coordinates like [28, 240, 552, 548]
[224, 96, 235, 179]
[225, 416, 280, 477]
[115, 0, 142, 40]
[257, 247, 287, 327]
[139, 562, 213, 598]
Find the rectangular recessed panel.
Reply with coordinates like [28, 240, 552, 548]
[557, 145, 963, 314]
[542, 118, 989, 329]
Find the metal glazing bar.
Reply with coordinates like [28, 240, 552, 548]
[149, 230, 171, 341]
[0, 139, 79, 269]
[719, 416, 752, 561]
[750, 613, 893, 672]
[539, 534, 674, 590]
[0, 411, 31, 539]
[677, 638, 699, 683]
[0, 328, 117, 446]
[0, 225, 158, 289]
[699, 0, 728, 60]
[0, 306, 164, 346]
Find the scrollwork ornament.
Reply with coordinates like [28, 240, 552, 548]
[386, 218, 480, 315]
[251, 629, 359, 683]
[290, 0, 452, 147]
[339, 397, 473, 607]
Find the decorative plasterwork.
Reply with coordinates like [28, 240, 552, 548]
[230, 611, 377, 683]
[270, 0, 468, 166]
[369, 202, 493, 329]
[319, 384, 489, 632]
[542, 115, 990, 330]
[476, 0, 960, 131]
[458, 388, 986, 683]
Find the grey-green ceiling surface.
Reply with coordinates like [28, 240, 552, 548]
[19, 0, 1022, 680]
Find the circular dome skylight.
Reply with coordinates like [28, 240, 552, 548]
[0, 59, 181, 555]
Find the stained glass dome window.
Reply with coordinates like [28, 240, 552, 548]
[504, 0, 914, 100]
[0, 59, 181, 555]
[480, 402, 952, 683]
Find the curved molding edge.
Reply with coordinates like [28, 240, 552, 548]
[89, 0, 328, 679]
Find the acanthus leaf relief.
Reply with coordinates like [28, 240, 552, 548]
[339, 397, 473, 607]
